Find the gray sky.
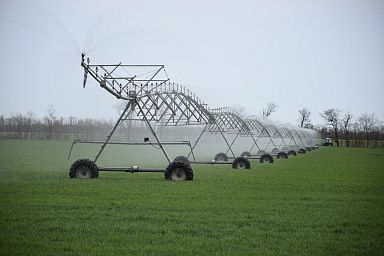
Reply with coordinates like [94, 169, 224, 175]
[0, 0, 383, 125]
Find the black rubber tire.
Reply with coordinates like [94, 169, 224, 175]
[69, 158, 99, 179]
[240, 151, 251, 158]
[257, 150, 266, 155]
[260, 154, 274, 164]
[164, 161, 193, 181]
[298, 148, 306, 154]
[214, 152, 228, 162]
[173, 155, 190, 165]
[272, 148, 279, 153]
[288, 150, 297, 156]
[277, 152, 288, 159]
[232, 157, 251, 169]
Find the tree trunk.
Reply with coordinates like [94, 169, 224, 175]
[334, 128, 339, 146]
[345, 131, 349, 147]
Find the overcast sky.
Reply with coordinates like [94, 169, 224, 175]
[0, 0, 383, 125]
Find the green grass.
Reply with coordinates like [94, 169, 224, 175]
[0, 139, 383, 255]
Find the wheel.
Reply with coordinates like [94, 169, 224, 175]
[288, 150, 297, 156]
[214, 152, 228, 162]
[272, 148, 279, 153]
[277, 152, 288, 159]
[306, 147, 312, 152]
[69, 158, 99, 179]
[257, 150, 266, 155]
[164, 161, 193, 181]
[298, 148, 306, 154]
[260, 154, 274, 164]
[173, 155, 190, 164]
[232, 157, 251, 169]
[240, 151, 251, 158]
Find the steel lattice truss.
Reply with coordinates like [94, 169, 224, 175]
[81, 54, 215, 127]
[209, 107, 252, 134]
[276, 126, 299, 148]
[245, 120, 270, 137]
[133, 89, 215, 126]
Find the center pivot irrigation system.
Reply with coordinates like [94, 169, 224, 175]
[68, 54, 252, 181]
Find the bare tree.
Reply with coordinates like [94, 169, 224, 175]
[352, 122, 360, 147]
[262, 102, 277, 119]
[44, 105, 57, 140]
[321, 108, 341, 146]
[298, 108, 311, 128]
[24, 111, 36, 139]
[341, 112, 352, 147]
[358, 113, 378, 147]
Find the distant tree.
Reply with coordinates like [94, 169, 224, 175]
[262, 102, 277, 119]
[358, 113, 378, 147]
[341, 112, 352, 147]
[10, 114, 23, 138]
[44, 105, 57, 140]
[352, 122, 360, 147]
[298, 108, 311, 128]
[321, 108, 341, 146]
[25, 111, 36, 139]
[0, 115, 4, 132]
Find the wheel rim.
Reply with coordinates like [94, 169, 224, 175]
[171, 168, 186, 181]
[237, 161, 246, 169]
[263, 157, 270, 163]
[76, 166, 91, 179]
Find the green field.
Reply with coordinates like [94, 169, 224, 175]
[0, 139, 383, 255]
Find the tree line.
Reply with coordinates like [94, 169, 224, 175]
[298, 107, 383, 147]
[0, 111, 114, 140]
[1, 105, 383, 148]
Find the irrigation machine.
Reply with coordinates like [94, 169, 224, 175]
[68, 54, 250, 181]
